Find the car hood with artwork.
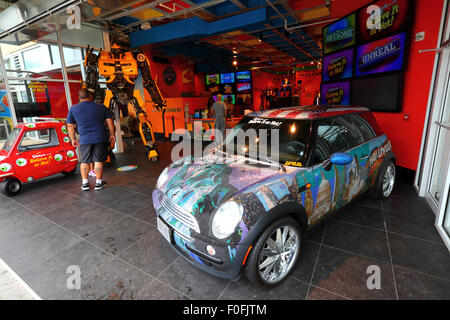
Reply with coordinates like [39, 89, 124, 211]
[157, 153, 280, 230]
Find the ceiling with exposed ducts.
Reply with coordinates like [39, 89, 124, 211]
[0, 0, 343, 71]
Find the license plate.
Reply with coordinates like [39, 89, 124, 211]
[157, 217, 172, 243]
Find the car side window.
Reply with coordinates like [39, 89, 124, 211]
[350, 114, 376, 142]
[314, 116, 364, 163]
[19, 128, 59, 150]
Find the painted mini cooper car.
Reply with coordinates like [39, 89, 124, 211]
[153, 106, 396, 287]
[0, 121, 78, 196]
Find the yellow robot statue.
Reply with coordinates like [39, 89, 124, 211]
[83, 43, 166, 161]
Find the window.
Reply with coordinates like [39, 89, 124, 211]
[1, 127, 20, 152]
[22, 45, 52, 70]
[349, 114, 376, 142]
[19, 128, 59, 150]
[314, 115, 365, 163]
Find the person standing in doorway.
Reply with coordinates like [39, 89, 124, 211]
[212, 94, 227, 143]
[66, 88, 116, 191]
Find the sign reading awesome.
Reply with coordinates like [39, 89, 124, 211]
[323, 14, 356, 54]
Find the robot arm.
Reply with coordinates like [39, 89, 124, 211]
[135, 52, 166, 111]
[83, 46, 100, 93]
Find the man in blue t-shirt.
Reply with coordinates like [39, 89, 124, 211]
[66, 89, 116, 191]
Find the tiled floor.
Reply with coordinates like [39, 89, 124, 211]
[0, 140, 449, 300]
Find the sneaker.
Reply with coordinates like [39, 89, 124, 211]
[81, 183, 90, 191]
[89, 170, 96, 178]
[95, 181, 107, 190]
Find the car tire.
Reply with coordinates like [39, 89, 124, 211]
[1, 178, 22, 197]
[370, 160, 396, 200]
[244, 217, 301, 287]
[62, 168, 77, 176]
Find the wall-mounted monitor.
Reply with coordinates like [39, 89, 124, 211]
[356, 32, 406, 77]
[223, 84, 234, 94]
[214, 94, 236, 104]
[321, 81, 351, 105]
[322, 48, 354, 82]
[352, 74, 403, 112]
[323, 14, 356, 54]
[357, 0, 413, 42]
[220, 73, 235, 84]
[237, 82, 251, 92]
[206, 74, 220, 85]
[236, 71, 251, 82]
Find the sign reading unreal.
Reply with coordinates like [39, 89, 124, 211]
[356, 32, 406, 76]
[322, 48, 354, 82]
[323, 14, 356, 54]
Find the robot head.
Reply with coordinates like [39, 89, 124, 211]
[111, 43, 125, 58]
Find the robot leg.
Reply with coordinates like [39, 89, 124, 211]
[130, 95, 159, 161]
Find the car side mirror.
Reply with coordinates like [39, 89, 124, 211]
[330, 153, 353, 166]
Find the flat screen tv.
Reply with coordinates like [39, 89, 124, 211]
[237, 82, 251, 92]
[322, 13, 356, 54]
[356, 32, 406, 77]
[206, 74, 220, 85]
[214, 94, 236, 104]
[321, 81, 351, 105]
[322, 48, 354, 82]
[351, 74, 403, 112]
[220, 73, 235, 84]
[236, 71, 251, 82]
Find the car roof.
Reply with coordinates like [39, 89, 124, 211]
[17, 121, 63, 129]
[247, 105, 370, 120]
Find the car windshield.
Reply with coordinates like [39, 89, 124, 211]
[1, 127, 20, 152]
[220, 117, 312, 167]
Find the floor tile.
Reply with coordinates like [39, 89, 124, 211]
[128, 205, 156, 225]
[323, 220, 390, 262]
[18, 240, 107, 299]
[394, 266, 450, 300]
[138, 279, 189, 300]
[334, 204, 385, 230]
[71, 255, 153, 300]
[0, 227, 83, 275]
[86, 216, 152, 255]
[61, 206, 124, 238]
[382, 194, 435, 219]
[388, 233, 450, 281]
[0, 208, 57, 252]
[384, 210, 442, 243]
[118, 227, 179, 277]
[353, 195, 383, 210]
[219, 277, 308, 300]
[289, 241, 321, 283]
[157, 257, 229, 300]
[307, 286, 348, 300]
[311, 246, 397, 300]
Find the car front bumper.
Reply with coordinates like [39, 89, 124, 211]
[152, 189, 250, 280]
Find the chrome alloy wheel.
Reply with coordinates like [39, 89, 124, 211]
[383, 163, 396, 198]
[258, 225, 300, 284]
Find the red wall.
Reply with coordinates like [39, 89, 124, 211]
[252, 70, 282, 110]
[373, 0, 444, 170]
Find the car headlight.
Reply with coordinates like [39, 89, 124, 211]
[212, 201, 244, 239]
[156, 167, 169, 189]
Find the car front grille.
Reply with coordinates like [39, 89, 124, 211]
[158, 192, 200, 233]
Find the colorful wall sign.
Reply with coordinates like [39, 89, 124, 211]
[322, 48, 354, 82]
[321, 81, 351, 105]
[0, 87, 13, 138]
[358, 0, 412, 42]
[323, 14, 356, 54]
[356, 32, 406, 77]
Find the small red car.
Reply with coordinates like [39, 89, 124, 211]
[0, 121, 78, 196]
